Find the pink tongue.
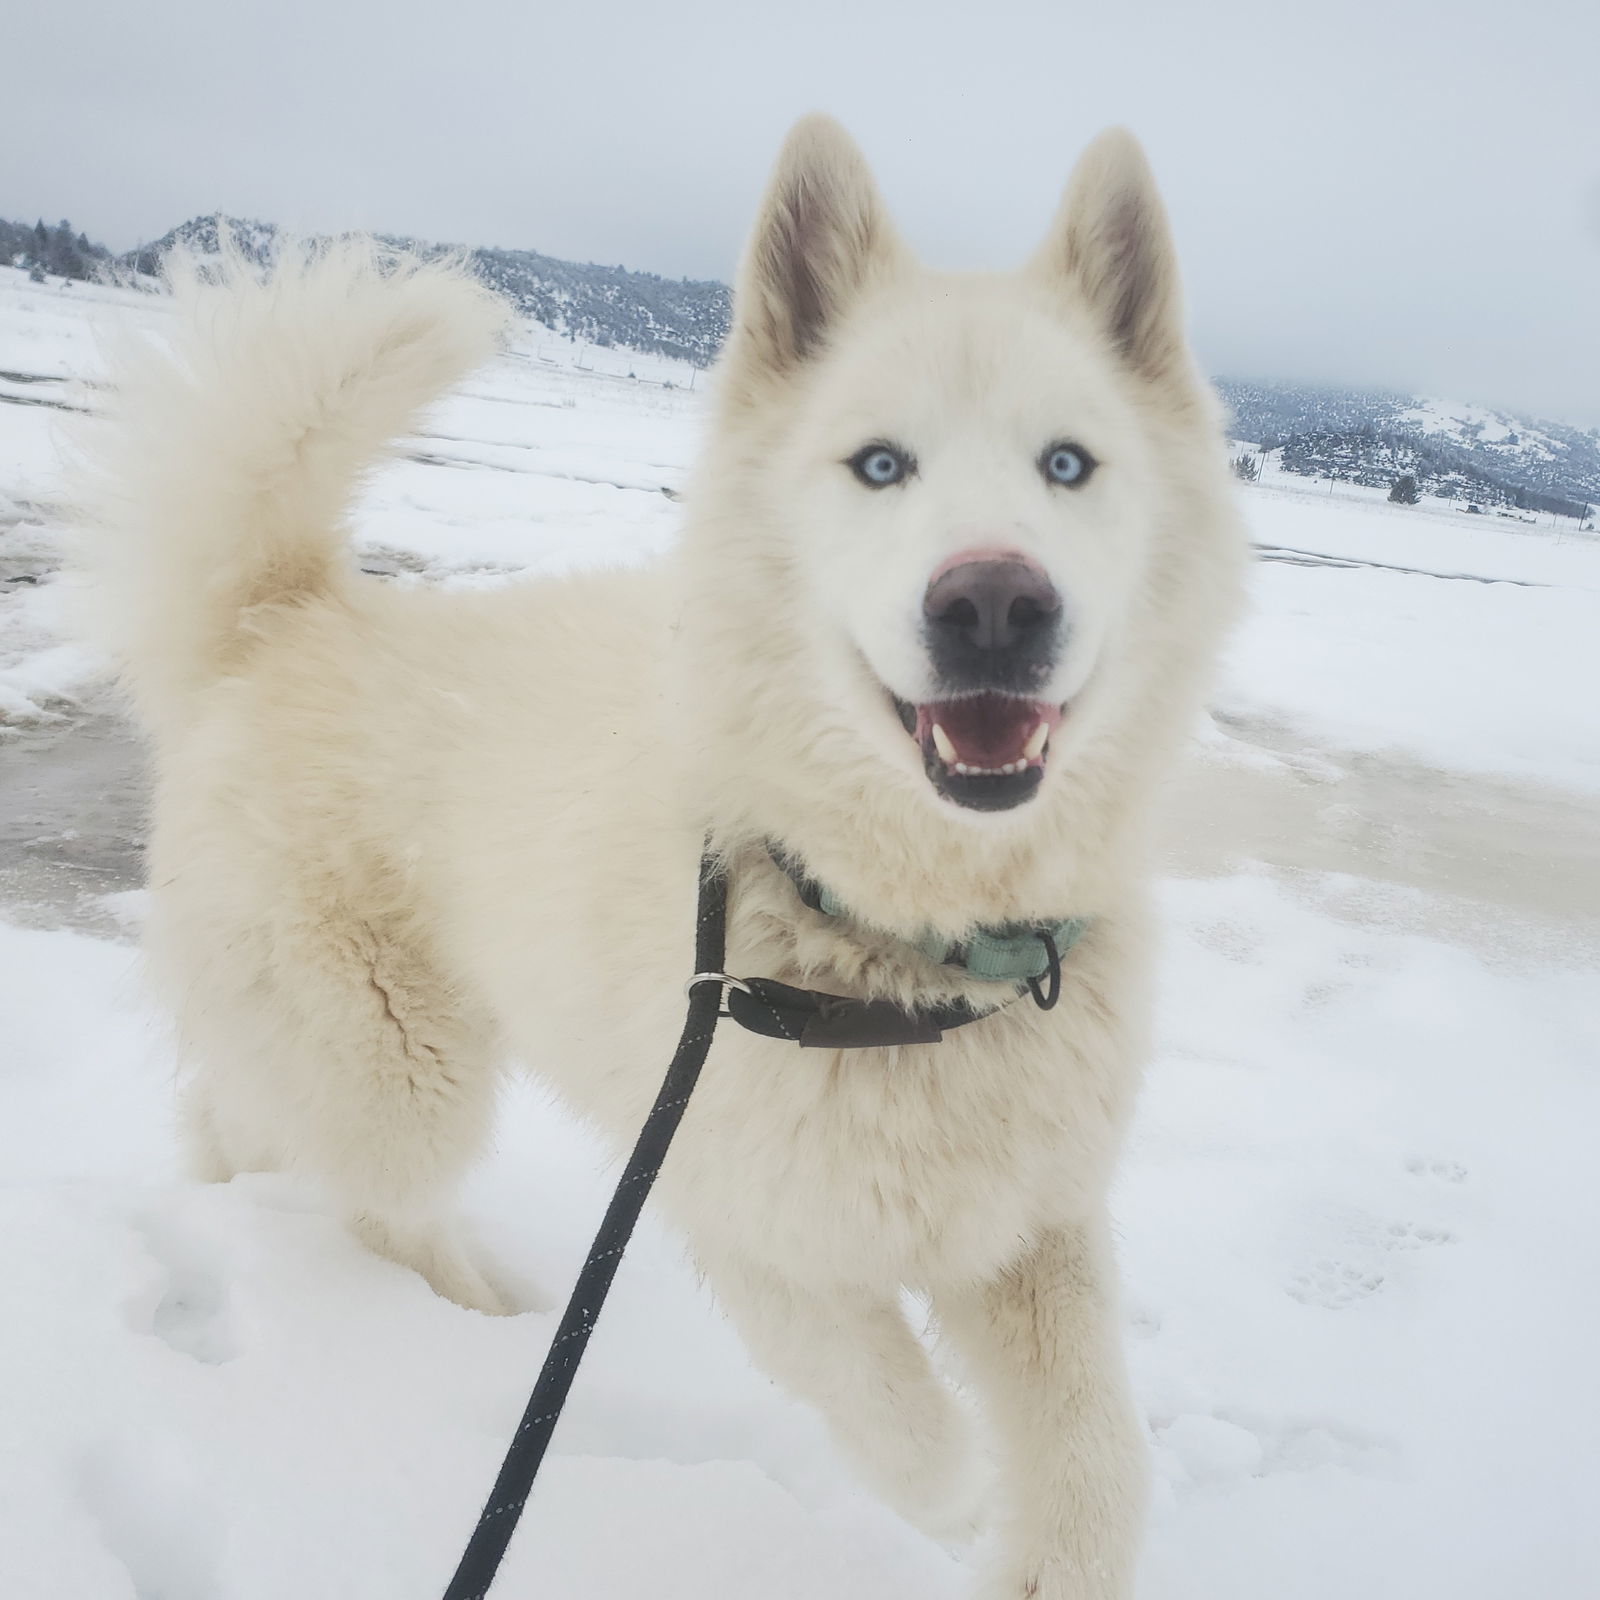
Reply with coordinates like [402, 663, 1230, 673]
[915, 694, 1056, 766]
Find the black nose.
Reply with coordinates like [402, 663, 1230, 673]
[923, 558, 1063, 692]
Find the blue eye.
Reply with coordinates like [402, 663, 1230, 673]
[1042, 442, 1095, 488]
[848, 443, 911, 488]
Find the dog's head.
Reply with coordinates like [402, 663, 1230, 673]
[688, 117, 1242, 849]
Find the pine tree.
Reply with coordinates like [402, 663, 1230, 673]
[1388, 474, 1420, 505]
[46, 221, 85, 280]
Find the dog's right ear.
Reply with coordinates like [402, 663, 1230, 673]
[727, 115, 906, 384]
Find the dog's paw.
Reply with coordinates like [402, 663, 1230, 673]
[352, 1213, 528, 1315]
[853, 1416, 991, 1548]
[421, 1229, 541, 1317]
[424, 1247, 523, 1316]
[924, 1450, 995, 1550]
[901, 1458, 992, 1551]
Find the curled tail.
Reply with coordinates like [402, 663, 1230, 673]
[70, 238, 509, 732]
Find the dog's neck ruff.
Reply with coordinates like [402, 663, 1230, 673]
[770, 845, 1091, 984]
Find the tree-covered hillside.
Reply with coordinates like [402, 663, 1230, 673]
[0, 217, 114, 283]
[1217, 378, 1599, 518]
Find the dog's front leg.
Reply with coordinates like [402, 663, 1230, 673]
[701, 1251, 986, 1543]
[934, 1220, 1146, 1599]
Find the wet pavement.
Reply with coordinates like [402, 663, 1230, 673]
[0, 698, 147, 938]
[4, 684, 1597, 974]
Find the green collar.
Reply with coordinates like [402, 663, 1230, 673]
[770, 848, 1090, 985]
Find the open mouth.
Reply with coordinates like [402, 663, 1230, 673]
[893, 692, 1064, 812]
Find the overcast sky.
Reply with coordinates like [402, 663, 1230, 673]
[6, 0, 1598, 424]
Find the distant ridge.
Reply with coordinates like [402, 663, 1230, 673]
[1218, 379, 1599, 520]
[6, 208, 1593, 515]
[127, 213, 732, 368]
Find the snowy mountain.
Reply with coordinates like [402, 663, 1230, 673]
[127, 214, 731, 368]
[1218, 378, 1600, 518]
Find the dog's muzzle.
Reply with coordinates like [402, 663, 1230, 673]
[896, 553, 1067, 812]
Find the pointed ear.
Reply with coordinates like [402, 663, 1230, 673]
[728, 114, 906, 382]
[1030, 129, 1188, 386]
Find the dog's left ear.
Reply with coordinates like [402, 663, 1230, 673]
[1031, 130, 1189, 387]
[727, 114, 907, 386]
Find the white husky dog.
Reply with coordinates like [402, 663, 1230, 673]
[76, 117, 1245, 1596]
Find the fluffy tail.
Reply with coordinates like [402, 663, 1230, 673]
[69, 238, 509, 732]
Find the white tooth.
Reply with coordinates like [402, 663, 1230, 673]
[1023, 722, 1050, 761]
[954, 761, 969, 775]
[931, 723, 958, 764]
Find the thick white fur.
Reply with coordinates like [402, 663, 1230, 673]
[73, 124, 1246, 1597]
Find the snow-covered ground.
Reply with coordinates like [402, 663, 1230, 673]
[3, 268, 1599, 1598]
[1232, 437, 1592, 535]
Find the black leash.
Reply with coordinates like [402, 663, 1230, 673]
[439, 851, 1062, 1597]
[439, 854, 728, 1600]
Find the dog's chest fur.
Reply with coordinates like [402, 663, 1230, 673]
[646, 867, 1145, 1291]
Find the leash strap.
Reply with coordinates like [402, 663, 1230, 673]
[440, 854, 729, 1600]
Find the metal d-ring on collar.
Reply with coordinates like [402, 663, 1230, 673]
[683, 971, 751, 1000]
[1027, 929, 1063, 1011]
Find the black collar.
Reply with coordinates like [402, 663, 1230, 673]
[686, 848, 1074, 1050]
[717, 972, 1012, 1049]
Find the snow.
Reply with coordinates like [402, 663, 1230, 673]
[4, 271, 1599, 1598]
[1208, 481, 1600, 794]
[1394, 395, 1587, 466]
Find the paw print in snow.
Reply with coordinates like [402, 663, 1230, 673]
[1284, 1206, 1455, 1310]
[1406, 1155, 1468, 1184]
